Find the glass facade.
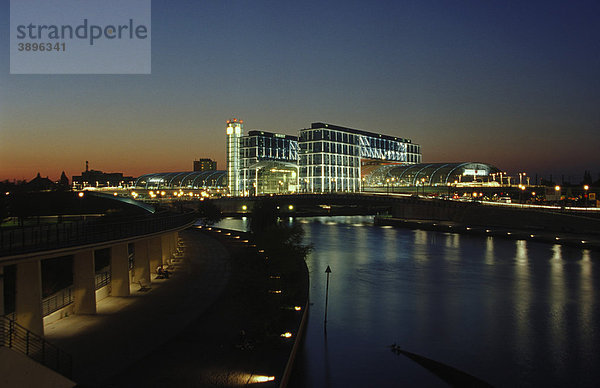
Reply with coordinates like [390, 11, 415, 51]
[299, 123, 421, 193]
[240, 131, 299, 195]
[363, 162, 500, 188]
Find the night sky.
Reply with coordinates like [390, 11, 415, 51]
[1, 0, 599, 181]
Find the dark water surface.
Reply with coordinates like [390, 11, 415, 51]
[217, 216, 600, 387]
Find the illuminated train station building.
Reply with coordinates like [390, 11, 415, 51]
[132, 120, 500, 197]
[226, 120, 423, 195]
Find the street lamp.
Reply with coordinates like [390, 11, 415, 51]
[519, 184, 525, 206]
[584, 184, 589, 207]
[519, 172, 527, 186]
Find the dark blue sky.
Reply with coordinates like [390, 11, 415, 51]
[1, 0, 599, 180]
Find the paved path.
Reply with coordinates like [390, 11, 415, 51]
[44, 229, 231, 387]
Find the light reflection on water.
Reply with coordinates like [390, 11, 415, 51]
[216, 216, 600, 387]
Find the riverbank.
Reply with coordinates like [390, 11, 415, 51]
[44, 227, 309, 387]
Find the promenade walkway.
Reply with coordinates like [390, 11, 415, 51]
[44, 228, 233, 387]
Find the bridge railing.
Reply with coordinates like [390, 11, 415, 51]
[0, 212, 198, 257]
[0, 315, 73, 379]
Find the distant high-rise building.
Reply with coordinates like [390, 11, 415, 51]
[226, 118, 243, 196]
[193, 158, 217, 172]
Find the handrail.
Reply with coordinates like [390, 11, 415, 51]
[42, 286, 74, 317]
[0, 212, 198, 257]
[0, 315, 73, 379]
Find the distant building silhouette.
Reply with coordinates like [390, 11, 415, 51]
[72, 162, 134, 189]
[193, 158, 217, 172]
[58, 171, 70, 189]
[26, 172, 56, 191]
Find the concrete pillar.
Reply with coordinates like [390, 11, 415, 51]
[148, 237, 162, 275]
[73, 250, 96, 315]
[0, 266, 4, 316]
[173, 231, 179, 253]
[15, 260, 44, 336]
[161, 234, 171, 265]
[110, 243, 130, 297]
[133, 240, 151, 286]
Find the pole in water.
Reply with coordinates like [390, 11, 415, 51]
[324, 265, 331, 327]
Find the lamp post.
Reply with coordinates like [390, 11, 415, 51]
[519, 184, 525, 206]
[555, 185, 562, 208]
[584, 185, 589, 207]
[324, 265, 332, 327]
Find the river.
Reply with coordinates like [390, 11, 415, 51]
[216, 216, 600, 387]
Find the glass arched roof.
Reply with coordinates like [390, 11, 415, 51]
[364, 162, 501, 186]
[135, 171, 227, 189]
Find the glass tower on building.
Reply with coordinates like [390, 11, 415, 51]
[226, 118, 243, 196]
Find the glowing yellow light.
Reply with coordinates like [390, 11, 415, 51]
[294, 306, 302, 311]
[555, 185, 561, 191]
[242, 205, 247, 211]
[149, 191, 154, 196]
[280, 332, 292, 338]
[113, 192, 118, 196]
[251, 376, 275, 383]
[161, 191, 166, 196]
[288, 205, 294, 210]
[584, 185, 589, 191]
[78, 192, 84, 198]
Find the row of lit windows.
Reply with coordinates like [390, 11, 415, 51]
[301, 177, 360, 192]
[300, 153, 360, 167]
[300, 141, 359, 156]
[242, 136, 297, 149]
[300, 129, 357, 144]
[300, 166, 360, 178]
[241, 146, 297, 161]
